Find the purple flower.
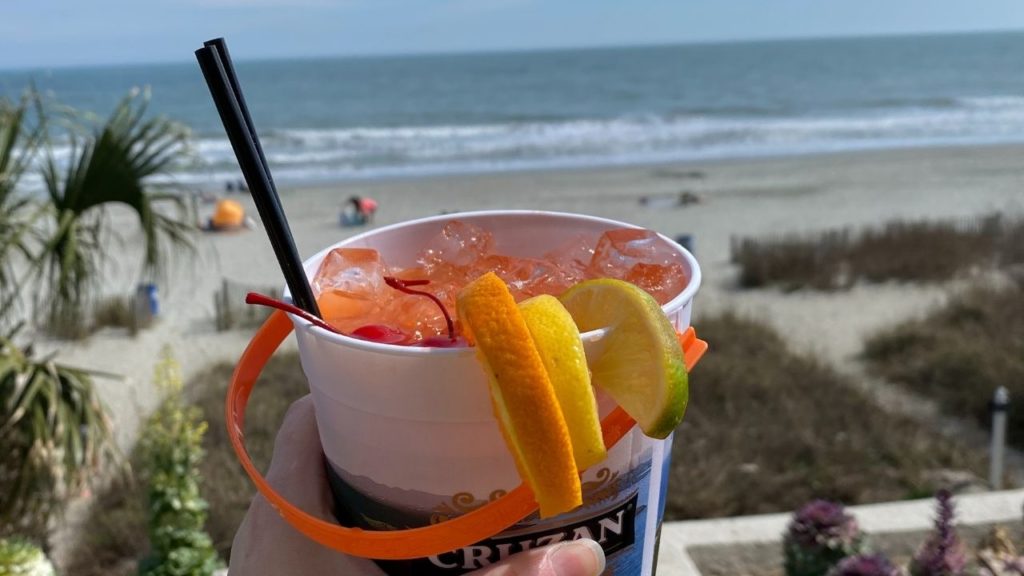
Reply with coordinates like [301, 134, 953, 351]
[909, 490, 967, 576]
[828, 554, 903, 576]
[789, 500, 862, 550]
[784, 500, 864, 576]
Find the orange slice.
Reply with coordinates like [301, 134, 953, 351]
[457, 272, 581, 518]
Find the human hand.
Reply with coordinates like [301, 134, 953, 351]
[230, 395, 606, 575]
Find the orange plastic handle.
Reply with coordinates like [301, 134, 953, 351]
[226, 310, 707, 560]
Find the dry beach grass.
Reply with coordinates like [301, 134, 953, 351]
[665, 314, 987, 520]
[731, 214, 1024, 291]
[864, 277, 1024, 450]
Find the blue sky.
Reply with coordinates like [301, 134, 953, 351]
[3, 0, 1024, 69]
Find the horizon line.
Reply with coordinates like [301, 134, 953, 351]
[3, 26, 1024, 74]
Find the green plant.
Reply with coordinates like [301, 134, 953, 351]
[0, 92, 46, 324]
[138, 352, 220, 576]
[0, 330, 117, 538]
[0, 537, 56, 576]
[0, 85, 196, 554]
[36, 88, 195, 328]
[64, 351, 309, 571]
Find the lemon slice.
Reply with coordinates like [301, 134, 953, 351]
[519, 295, 607, 471]
[457, 272, 582, 518]
[560, 278, 688, 439]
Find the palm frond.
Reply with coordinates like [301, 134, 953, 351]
[0, 91, 44, 204]
[37, 88, 196, 323]
[0, 332, 119, 537]
[0, 91, 46, 321]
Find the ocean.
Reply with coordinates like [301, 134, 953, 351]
[4, 31, 1024, 188]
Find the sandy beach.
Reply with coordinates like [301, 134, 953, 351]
[39, 142, 1024, 451]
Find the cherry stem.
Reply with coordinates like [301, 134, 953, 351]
[383, 276, 456, 341]
[245, 292, 345, 335]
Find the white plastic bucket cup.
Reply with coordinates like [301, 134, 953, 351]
[288, 210, 701, 575]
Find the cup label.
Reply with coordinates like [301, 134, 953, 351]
[327, 430, 673, 576]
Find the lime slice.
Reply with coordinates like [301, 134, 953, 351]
[519, 295, 607, 470]
[559, 278, 688, 439]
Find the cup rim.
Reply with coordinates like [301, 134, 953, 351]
[288, 209, 702, 357]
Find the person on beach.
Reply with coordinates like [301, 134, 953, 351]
[359, 196, 379, 223]
[341, 195, 379, 227]
[230, 395, 606, 576]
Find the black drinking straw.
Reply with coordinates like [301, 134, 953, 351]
[202, 38, 278, 193]
[195, 41, 321, 317]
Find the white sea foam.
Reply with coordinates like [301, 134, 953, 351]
[18, 93, 1024, 191]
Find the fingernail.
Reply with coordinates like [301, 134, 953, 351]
[549, 539, 606, 576]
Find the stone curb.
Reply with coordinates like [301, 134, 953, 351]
[656, 489, 1024, 575]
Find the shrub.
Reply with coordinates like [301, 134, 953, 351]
[0, 332, 117, 539]
[191, 351, 309, 556]
[783, 500, 864, 576]
[62, 474, 147, 576]
[92, 295, 137, 333]
[863, 280, 1024, 449]
[0, 537, 56, 576]
[137, 352, 221, 576]
[731, 230, 848, 291]
[64, 350, 309, 570]
[846, 217, 999, 284]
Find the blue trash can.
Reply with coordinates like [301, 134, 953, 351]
[138, 283, 159, 317]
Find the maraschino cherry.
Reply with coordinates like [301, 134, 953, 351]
[245, 276, 466, 348]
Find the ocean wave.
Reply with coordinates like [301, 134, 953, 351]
[857, 96, 962, 110]
[955, 95, 1024, 109]
[20, 92, 1024, 189]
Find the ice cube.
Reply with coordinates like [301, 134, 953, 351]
[542, 234, 596, 294]
[418, 221, 495, 269]
[545, 234, 594, 273]
[313, 248, 388, 299]
[624, 262, 687, 305]
[318, 290, 385, 333]
[380, 292, 450, 341]
[588, 228, 688, 302]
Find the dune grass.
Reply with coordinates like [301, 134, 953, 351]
[863, 278, 1024, 449]
[664, 313, 987, 519]
[731, 214, 1024, 291]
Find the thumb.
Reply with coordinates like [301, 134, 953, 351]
[471, 540, 605, 576]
